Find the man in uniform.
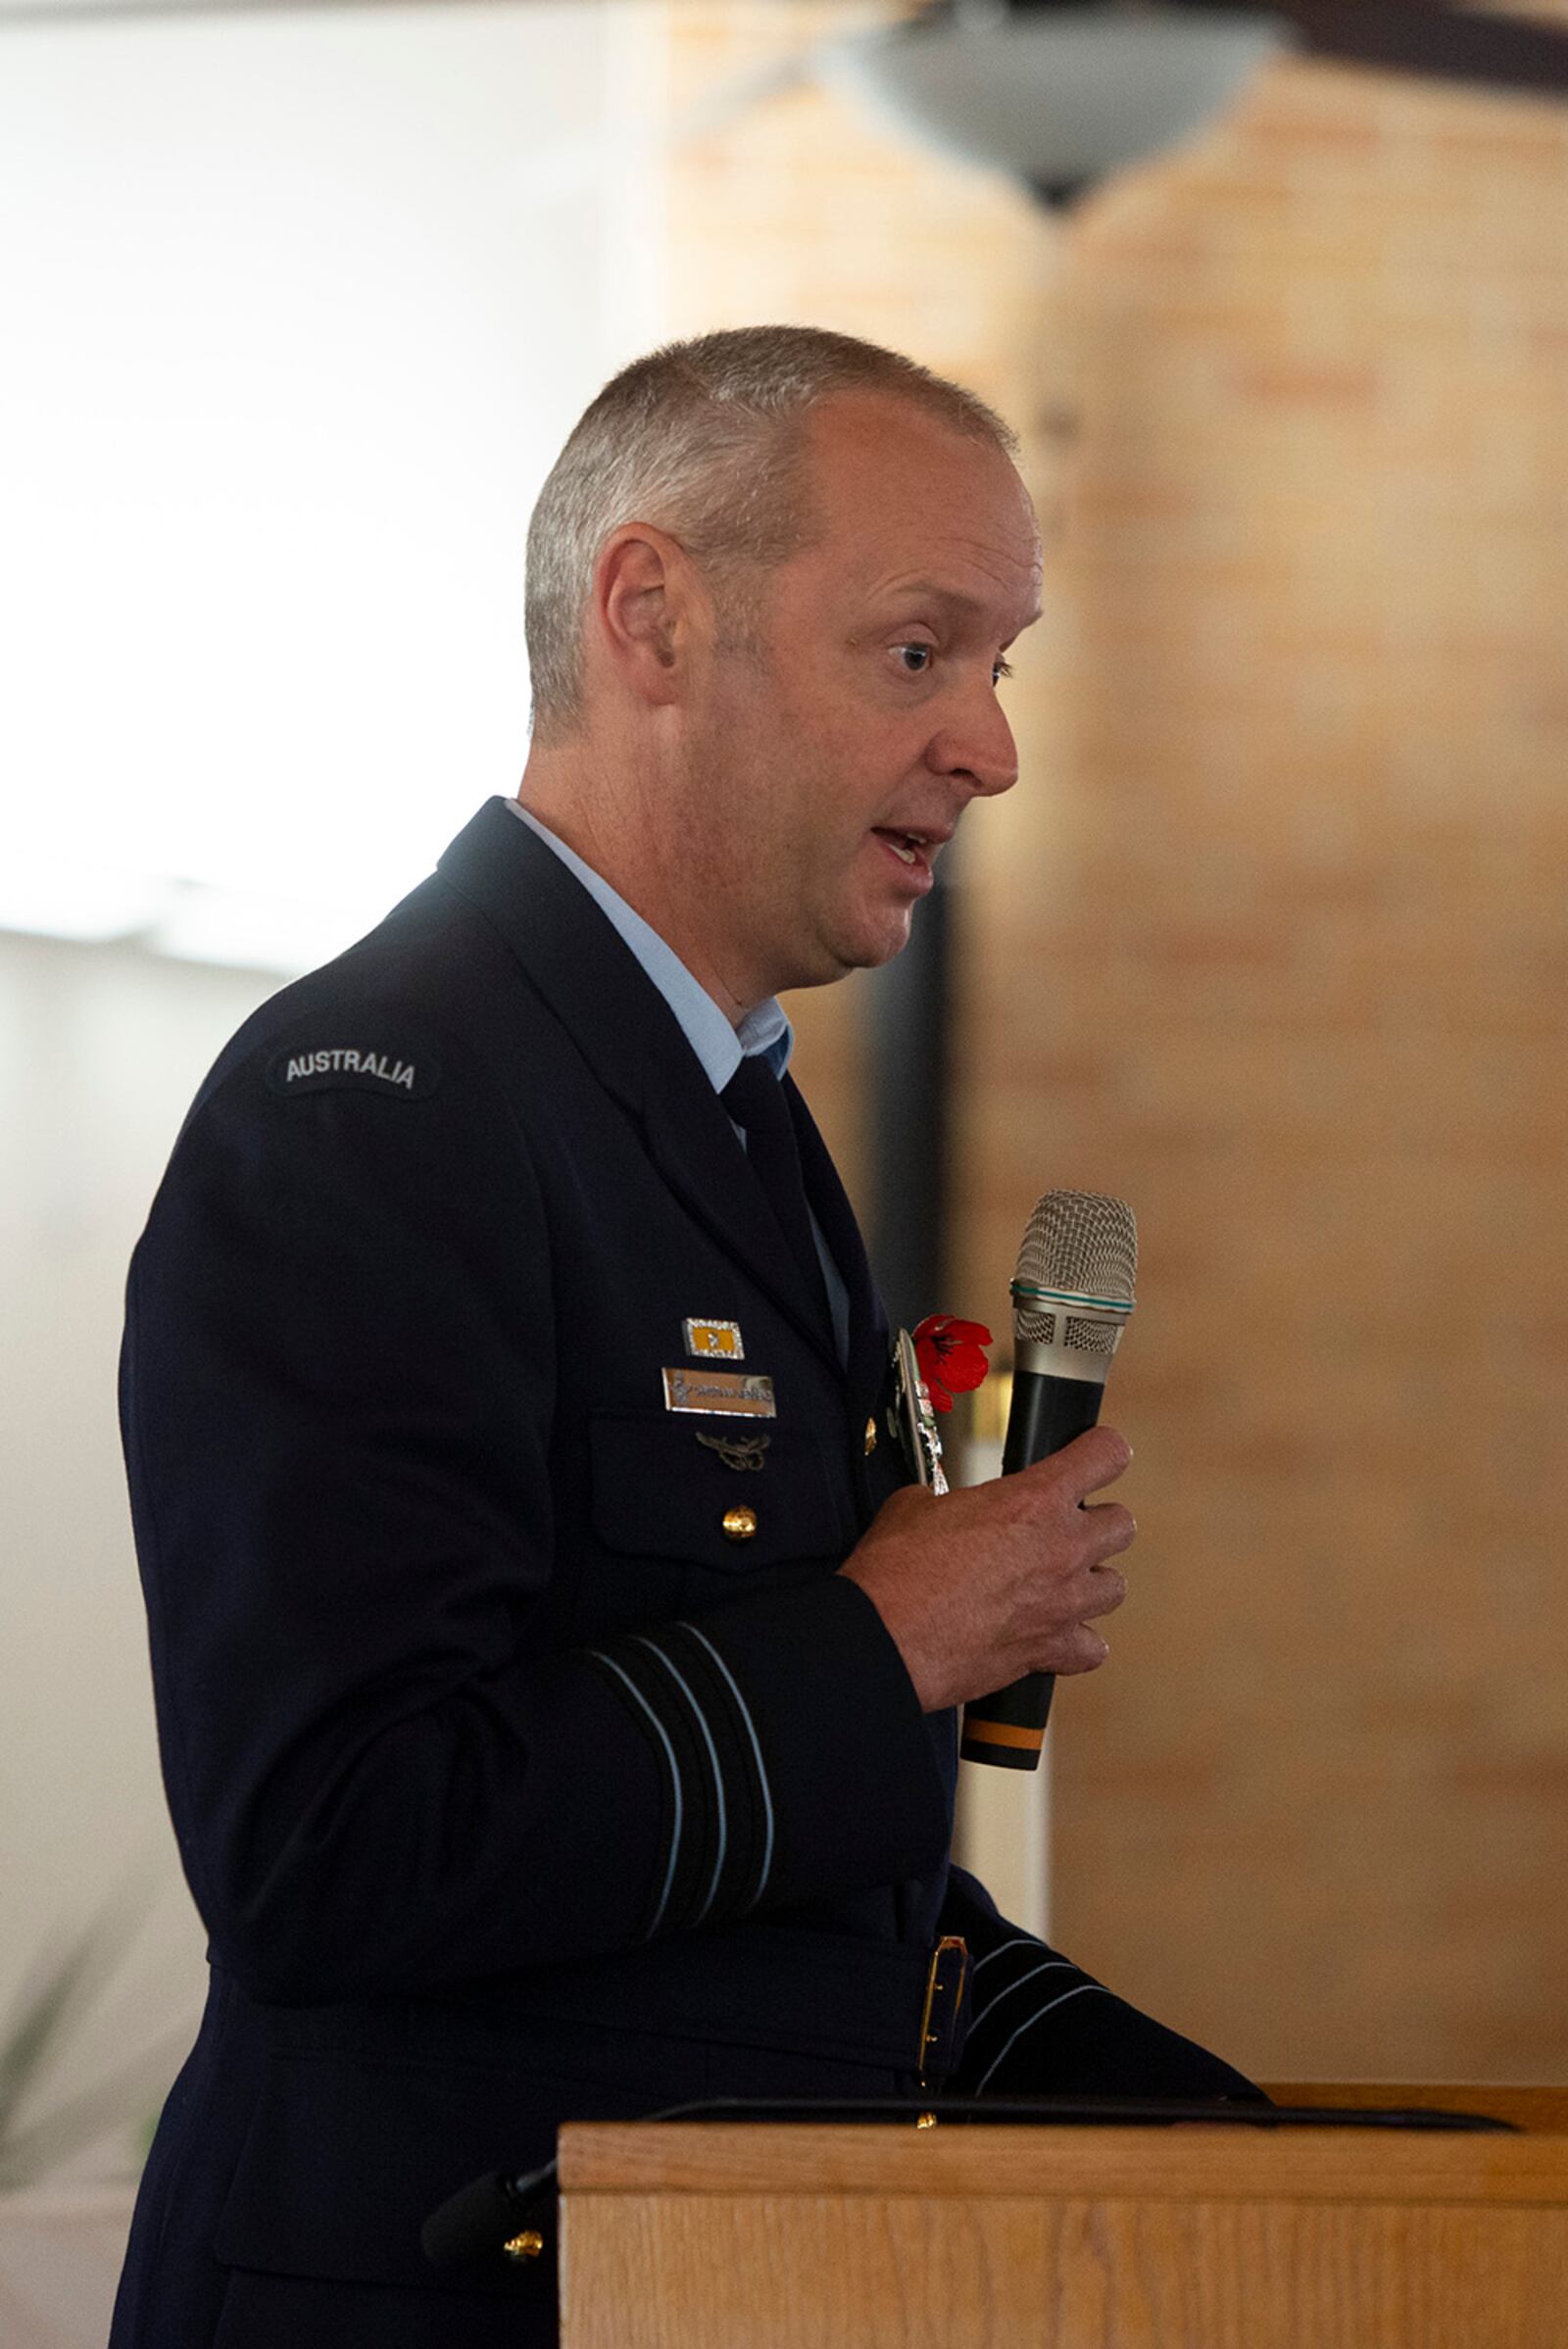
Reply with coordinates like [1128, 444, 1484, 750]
[112, 326, 1257, 2349]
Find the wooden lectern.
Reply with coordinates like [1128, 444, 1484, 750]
[559, 2085, 1568, 2347]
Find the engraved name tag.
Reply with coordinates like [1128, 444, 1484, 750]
[662, 1367, 776, 1418]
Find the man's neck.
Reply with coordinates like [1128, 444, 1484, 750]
[516, 760, 766, 1030]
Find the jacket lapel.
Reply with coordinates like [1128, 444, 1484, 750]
[435, 799, 842, 1373]
[786, 1077, 890, 1413]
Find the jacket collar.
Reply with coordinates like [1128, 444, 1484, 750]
[436, 798, 847, 1373]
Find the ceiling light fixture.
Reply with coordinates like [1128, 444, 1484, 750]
[820, 3, 1291, 207]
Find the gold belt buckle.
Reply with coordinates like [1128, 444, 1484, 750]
[916, 1934, 969, 2091]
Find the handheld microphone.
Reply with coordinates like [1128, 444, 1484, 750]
[959, 1189, 1137, 1771]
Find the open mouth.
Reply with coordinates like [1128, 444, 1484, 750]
[872, 827, 938, 872]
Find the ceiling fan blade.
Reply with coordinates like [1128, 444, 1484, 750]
[1272, 1, 1568, 94]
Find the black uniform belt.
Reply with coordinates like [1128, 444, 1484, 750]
[226, 1928, 971, 2088]
[521, 1925, 957, 2078]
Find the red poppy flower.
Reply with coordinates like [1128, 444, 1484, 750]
[912, 1313, 993, 1414]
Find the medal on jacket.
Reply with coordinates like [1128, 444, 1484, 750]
[890, 1328, 948, 1493]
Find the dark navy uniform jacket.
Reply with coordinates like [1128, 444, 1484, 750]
[113, 797, 1028, 2348]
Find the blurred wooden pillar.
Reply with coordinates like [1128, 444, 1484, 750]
[861, 862, 952, 1332]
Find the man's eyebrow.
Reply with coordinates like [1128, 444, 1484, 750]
[876, 579, 1042, 634]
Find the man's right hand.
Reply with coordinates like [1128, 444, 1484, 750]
[839, 1425, 1135, 1715]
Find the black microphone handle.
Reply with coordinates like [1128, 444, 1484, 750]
[958, 1369, 1104, 1772]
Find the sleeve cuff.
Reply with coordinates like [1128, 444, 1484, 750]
[587, 1573, 952, 1938]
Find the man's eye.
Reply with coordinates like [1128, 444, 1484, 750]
[895, 644, 933, 674]
[993, 658, 1014, 686]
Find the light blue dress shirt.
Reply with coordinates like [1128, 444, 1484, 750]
[508, 799, 850, 1359]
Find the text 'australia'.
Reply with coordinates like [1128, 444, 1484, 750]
[285, 1050, 416, 1090]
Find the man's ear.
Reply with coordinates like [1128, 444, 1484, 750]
[590, 524, 707, 710]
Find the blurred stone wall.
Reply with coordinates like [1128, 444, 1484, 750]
[664, 1, 1568, 2080]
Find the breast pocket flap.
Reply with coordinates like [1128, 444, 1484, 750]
[588, 1411, 847, 1572]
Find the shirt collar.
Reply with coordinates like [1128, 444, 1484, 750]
[507, 800, 792, 1089]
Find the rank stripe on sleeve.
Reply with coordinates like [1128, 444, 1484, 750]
[660, 1622, 774, 1915]
[584, 1650, 686, 1938]
[951, 1935, 1113, 2093]
[630, 1638, 729, 1931]
[585, 1621, 774, 1939]
[675, 1621, 775, 1906]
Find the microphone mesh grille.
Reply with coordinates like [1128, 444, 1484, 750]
[1062, 1314, 1122, 1354]
[1013, 1191, 1137, 1346]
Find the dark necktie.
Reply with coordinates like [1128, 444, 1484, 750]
[720, 1054, 832, 1332]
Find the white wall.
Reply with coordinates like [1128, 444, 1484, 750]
[0, 933, 279, 2172]
[0, 0, 666, 2175]
[0, 0, 663, 955]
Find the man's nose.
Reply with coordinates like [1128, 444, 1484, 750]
[927, 687, 1019, 800]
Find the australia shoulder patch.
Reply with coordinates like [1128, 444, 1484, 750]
[267, 1044, 439, 1101]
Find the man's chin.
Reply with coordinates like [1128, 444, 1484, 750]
[771, 904, 917, 995]
[830, 910, 917, 980]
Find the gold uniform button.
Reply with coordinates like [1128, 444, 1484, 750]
[863, 1416, 878, 1456]
[722, 1504, 759, 1542]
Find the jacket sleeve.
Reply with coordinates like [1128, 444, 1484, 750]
[123, 1028, 949, 2005]
[938, 1867, 1115, 2091]
[938, 1868, 1264, 2100]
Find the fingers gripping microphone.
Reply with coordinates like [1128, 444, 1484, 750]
[959, 1190, 1137, 1772]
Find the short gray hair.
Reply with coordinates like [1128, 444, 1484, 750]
[524, 324, 1017, 742]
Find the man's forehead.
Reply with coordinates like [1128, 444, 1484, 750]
[872, 573, 1044, 638]
[802, 394, 1043, 628]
